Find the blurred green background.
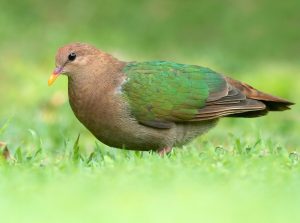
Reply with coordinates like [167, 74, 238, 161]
[0, 0, 299, 222]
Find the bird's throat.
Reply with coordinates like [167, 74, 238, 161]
[68, 76, 98, 121]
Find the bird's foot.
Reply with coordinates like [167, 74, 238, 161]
[157, 147, 172, 157]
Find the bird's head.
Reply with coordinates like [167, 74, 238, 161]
[48, 43, 117, 86]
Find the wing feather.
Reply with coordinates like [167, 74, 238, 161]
[122, 61, 292, 129]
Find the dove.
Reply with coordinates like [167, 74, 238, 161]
[49, 43, 293, 155]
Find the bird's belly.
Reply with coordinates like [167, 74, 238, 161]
[173, 120, 218, 147]
[89, 117, 173, 151]
[85, 116, 218, 151]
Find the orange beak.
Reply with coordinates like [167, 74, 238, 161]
[48, 67, 63, 86]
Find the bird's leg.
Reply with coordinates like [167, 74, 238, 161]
[157, 147, 172, 156]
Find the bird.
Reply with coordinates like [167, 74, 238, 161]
[48, 43, 294, 155]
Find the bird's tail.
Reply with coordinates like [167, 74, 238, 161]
[225, 77, 294, 118]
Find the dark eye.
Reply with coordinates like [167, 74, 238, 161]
[68, 52, 76, 61]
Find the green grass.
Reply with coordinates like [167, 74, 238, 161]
[0, 135, 300, 223]
[0, 0, 300, 222]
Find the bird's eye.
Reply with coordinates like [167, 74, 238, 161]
[68, 52, 76, 61]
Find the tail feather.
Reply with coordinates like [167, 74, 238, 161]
[225, 77, 294, 118]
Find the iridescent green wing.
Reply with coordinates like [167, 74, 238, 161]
[121, 61, 228, 128]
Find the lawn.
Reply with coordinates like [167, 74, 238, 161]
[0, 0, 299, 222]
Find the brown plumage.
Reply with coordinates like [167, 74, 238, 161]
[49, 43, 294, 153]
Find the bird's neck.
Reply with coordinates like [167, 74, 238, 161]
[67, 61, 127, 126]
[68, 75, 97, 121]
